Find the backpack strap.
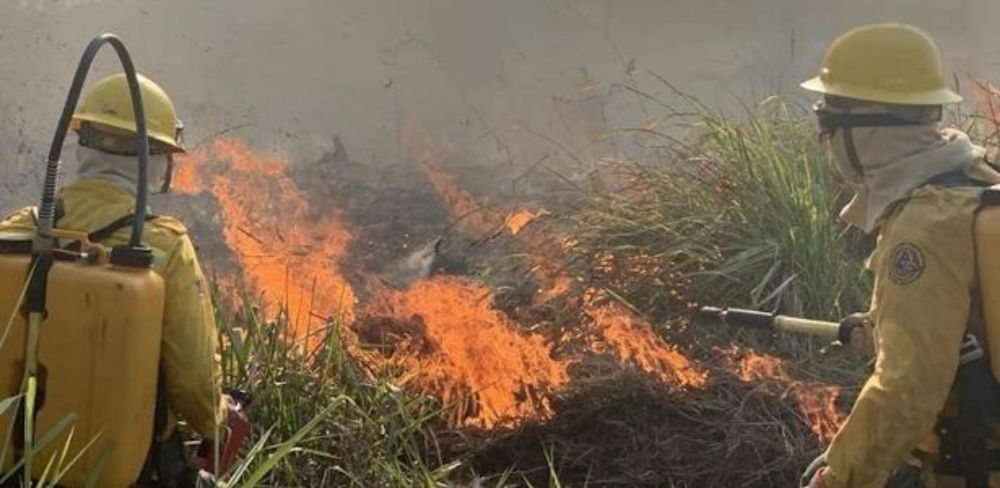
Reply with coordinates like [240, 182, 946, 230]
[59, 212, 160, 253]
[30, 197, 159, 244]
[924, 169, 994, 189]
[87, 213, 161, 244]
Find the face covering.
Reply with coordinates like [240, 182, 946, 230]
[75, 145, 169, 196]
[826, 121, 986, 233]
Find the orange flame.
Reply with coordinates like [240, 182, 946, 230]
[402, 120, 708, 391]
[358, 276, 569, 428]
[173, 131, 842, 438]
[175, 136, 568, 428]
[791, 385, 843, 443]
[402, 119, 569, 293]
[587, 303, 706, 388]
[737, 350, 788, 382]
[403, 122, 500, 236]
[505, 209, 550, 236]
[734, 349, 844, 442]
[173, 138, 357, 336]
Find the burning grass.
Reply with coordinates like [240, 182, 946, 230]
[169, 83, 870, 485]
[175, 138, 357, 334]
[215, 293, 457, 487]
[215, 285, 849, 486]
[584, 302, 706, 388]
[354, 276, 570, 429]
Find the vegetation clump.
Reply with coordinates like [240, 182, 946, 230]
[581, 91, 872, 328]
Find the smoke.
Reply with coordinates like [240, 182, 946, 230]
[14, 0, 117, 11]
[1, 0, 998, 209]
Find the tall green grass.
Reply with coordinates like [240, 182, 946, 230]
[584, 93, 872, 326]
[213, 289, 570, 487]
[214, 291, 463, 487]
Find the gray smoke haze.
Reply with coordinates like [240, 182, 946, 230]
[2, 0, 1000, 209]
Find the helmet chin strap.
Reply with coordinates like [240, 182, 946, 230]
[158, 154, 173, 194]
[841, 124, 866, 177]
[817, 104, 866, 177]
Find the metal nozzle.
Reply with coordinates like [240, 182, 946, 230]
[698, 306, 725, 323]
[699, 306, 775, 329]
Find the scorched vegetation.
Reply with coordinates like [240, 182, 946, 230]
[192, 77, 1000, 487]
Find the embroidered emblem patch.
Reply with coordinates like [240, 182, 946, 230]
[888, 243, 925, 285]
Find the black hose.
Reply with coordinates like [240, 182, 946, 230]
[42, 33, 150, 249]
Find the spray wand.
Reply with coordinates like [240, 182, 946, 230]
[19, 32, 154, 480]
[698, 306, 857, 345]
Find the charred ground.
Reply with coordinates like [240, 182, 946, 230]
[163, 108, 864, 485]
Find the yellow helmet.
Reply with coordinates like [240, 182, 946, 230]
[801, 23, 962, 106]
[71, 73, 185, 153]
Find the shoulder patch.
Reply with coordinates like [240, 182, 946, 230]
[888, 242, 925, 285]
[150, 216, 189, 236]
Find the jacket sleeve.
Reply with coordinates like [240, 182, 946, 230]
[823, 193, 976, 487]
[160, 234, 227, 440]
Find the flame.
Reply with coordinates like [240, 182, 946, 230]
[587, 303, 706, 388]
[402, 120, 707, 391]
[733, 349, 844, 442]
[173, 130, 842, 438]
[791, 385, 843, 443]
[403, 122, 500, 236]
[357, 276, 569, 428]
[402, 119, 568, 291]
[505, 209, 550, 236]
[170, 154, 203, 194]
[737, 350, 788, 382]
[173, 138, 357, 336]
[175, 136, 568, 428]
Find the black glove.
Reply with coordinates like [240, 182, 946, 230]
[821, 312, 874, 357]
[224, 388, 253, 408]
[885, 464, 923, 488]
[800, 452, 827, 488]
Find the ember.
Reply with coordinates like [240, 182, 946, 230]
[734, 348, 845, 442]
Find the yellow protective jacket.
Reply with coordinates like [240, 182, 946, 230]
[823, 183, 996, 487]
[0, 179, 226, 442]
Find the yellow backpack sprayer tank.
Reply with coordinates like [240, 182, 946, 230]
[0, 34, 165, 487]
[975, 190, 1000, 382]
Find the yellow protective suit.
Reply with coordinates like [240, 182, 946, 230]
[823, 181, 1000, 487]
[0, 178, 226, 442]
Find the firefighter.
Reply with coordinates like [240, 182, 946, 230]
[0, 74, 242, 487]
[799, 23, 1000, 487]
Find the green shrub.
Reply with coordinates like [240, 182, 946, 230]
[584, 92, 872, 327]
